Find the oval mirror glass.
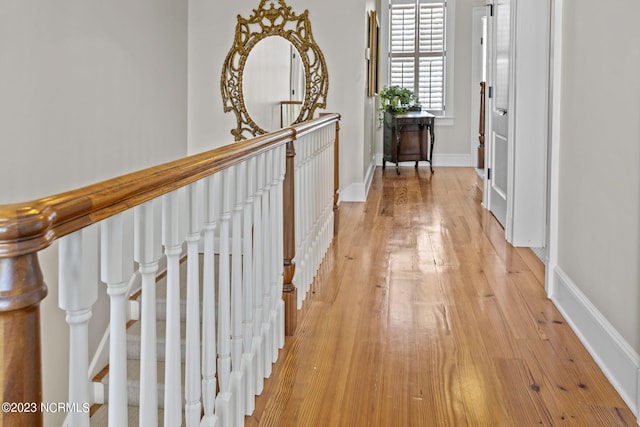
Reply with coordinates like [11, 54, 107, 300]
[242, 36, 306, 132]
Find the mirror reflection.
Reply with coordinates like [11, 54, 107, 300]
[242, 36, 305, 132]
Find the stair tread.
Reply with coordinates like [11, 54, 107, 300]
[102, 358, 186, 386]
[91, 404, 164, 427]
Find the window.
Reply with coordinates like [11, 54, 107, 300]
[389, 0, 449, 114]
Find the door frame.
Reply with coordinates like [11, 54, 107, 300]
[484, 0, 551, 248]
[545, 0, 563, 296]
[470, 6, 487, 170]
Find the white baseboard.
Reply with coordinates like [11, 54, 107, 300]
[550, 266, 640, 419]
[339, 158, 376, 203]
[339, 182, 367, 202]
[375, 152, 473, 167]
[364, 157, 375, 196]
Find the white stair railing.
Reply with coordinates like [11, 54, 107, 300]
[293, 121, 336, 308]
[1, 114, 340, 427]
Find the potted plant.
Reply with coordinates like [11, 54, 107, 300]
[379, 85, 421, 114]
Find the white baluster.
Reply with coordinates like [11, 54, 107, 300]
[134, 200, 161, 427]
[162, 190, 183, 427]
[100, 213, 134, 427]
[231, 164, 244, 370]
[216, 167, 233, 425]
[230, 162, 245, 423]
[294, 139, 303, 309]
[269, 147, 281, 362]
[300, 136, 309, 299]
[307, 136, 314, 292]
[261, 150, 273, 378]
[202, 174, 219, 426]
[185, 182, 203, 426]
[218, 168, 232, 393]
[59, 229, 96, 427]
[252, 153, 265, 393]
[242, 156, 256, 414]
[276, 145, 286, 349]
[310, 135, 316, 280]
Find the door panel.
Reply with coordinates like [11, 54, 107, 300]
[488, 0, 511, 227]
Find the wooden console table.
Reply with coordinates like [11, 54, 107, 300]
[382, 111, 435, 174]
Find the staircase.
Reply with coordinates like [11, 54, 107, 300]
[90, 258, 196, 426]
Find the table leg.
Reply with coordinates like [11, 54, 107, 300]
[429, 121, 435, 173]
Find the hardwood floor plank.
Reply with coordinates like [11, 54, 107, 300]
[247, 167, 634, 426]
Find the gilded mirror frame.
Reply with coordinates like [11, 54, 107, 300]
[221, 0, 329, 141]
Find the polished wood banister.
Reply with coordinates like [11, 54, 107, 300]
[290, 113, 339, 137]
[0, 128, 294, 258]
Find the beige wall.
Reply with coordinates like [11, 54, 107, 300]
[188, 0, 369, 194]
[0, 2, 188, 424]
[557, 0, 640, 350]
[0, 1, 188, 205]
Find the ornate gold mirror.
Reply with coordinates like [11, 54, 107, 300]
[221, 0, 329, 141]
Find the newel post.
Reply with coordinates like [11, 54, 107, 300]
[283, 138, 297, 336]
[0, 253, 48, 427]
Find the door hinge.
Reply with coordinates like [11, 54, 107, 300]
[488, 86, 493, 98]
[487, 168, 491, 180]
[487, 4, 494, 16]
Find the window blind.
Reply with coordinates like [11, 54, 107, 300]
[390, 0, 446, 111]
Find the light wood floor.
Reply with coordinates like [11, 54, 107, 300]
[247, 167, 635, 426]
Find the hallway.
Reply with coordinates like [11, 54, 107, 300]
[248, 167, 634, 426]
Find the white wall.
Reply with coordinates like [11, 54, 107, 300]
[0, 1, 188, 425]
[547, 0, 640, 413]
[188, 0, 369, 198]
[0, 1, 188, 204]
[555, 0, 640, 352]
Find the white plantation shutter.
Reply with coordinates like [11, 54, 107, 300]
[390, 57, 415, 88]
[419, 57, 443, 108]
[390, 4, 416, 53]
[389, 0, 446, 112]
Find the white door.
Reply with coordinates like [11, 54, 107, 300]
[487, 0, 511, 227]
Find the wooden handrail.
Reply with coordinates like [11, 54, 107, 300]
[0, 114, 340, 424]
[0, 128, 294, 259]
[290, 112, 338, 136]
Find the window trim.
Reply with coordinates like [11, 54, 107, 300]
[385, 0, 455, 122]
